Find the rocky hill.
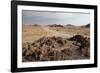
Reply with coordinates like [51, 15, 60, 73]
[22, 35, 90, 62]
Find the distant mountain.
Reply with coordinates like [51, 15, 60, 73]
[48, 24, 64, 27]
[66, 24, 74, 26]
[85, 23, 90, 27]
[33, 24, 40, 26]
[81, 23, 90, 28]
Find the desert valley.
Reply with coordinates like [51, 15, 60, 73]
[22, 24, 90, 62]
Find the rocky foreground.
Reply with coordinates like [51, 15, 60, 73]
[22, 35, 90, 62]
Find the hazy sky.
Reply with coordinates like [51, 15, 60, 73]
[22, 10, 90, 26]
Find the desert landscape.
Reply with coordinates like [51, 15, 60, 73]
[22, 24, 90, 62]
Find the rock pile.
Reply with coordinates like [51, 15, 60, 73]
[22, 35, 90, 62]
[68, 35, 90, 57]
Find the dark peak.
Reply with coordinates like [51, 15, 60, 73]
[66, 24, 74, 26]
[48, 24, 64, 27]
[81, 23, 90, 28]
[85, 23, 90, 27]
[33, 24, 39, 26]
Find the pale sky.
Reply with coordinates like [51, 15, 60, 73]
[22, 10, 90, 26]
